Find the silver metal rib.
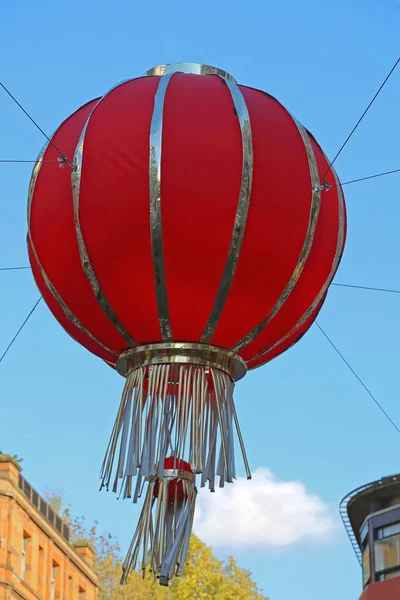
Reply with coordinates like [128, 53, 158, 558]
[200, 77, 253, 343]
[28, 137, 117, 357]
[232, 118, 321, 352]
[149, 73, 174, 341]
[246, 165, 345, 367]
[71, 80, 137, 347]
[27, 138, 50, 225]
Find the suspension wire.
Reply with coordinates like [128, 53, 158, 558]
[0, 266, 31, 272]
[324, 57, 400, 178]
[341, 167, 400, 186]
[0, 81, 72, 167]
[1, 160, 399, 191]
[0, 159, 60, 164]
[332, 283, 400, 295]
[2, 264, 400, 297]
[316, 322, 400, 435]
[0, 298, 42, 364]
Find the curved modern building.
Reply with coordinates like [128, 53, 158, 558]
[341, 474, 400, 599]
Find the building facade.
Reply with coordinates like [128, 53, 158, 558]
[341, 474, 400, 600]
[0, 455, 98, 600]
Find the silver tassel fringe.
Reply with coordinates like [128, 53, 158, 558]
[100, 364, 251, 499]
[121, 471, 197, 586]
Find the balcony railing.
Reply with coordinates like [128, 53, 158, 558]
[18, 473, 70, 542]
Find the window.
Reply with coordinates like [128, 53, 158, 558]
[360, 521, 369, 544]
[51, 561, 59, 600]
[79, 585, 86, 600]
[38, 547, 44, 595]
[51, 568, 55, 600]
[68, 575, 74, 597]
[362, 542, 370, 587]
[375, 533, 400, 573]
[376, 522, 400, 540]
[21, 532, 30, 579]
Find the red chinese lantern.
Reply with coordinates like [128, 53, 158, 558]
[121, 457, 196, 586]
[27, 63, 346, 583]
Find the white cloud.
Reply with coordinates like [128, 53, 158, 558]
[193, 468, 336, 549]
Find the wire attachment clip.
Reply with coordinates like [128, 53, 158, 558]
[314, 178, 332, 193]
[57, 155, 74, 169]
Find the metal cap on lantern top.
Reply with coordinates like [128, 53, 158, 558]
[27, 60, 346, 585]
[143, 62, 238, 82]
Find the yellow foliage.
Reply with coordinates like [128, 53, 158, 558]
[167, 535, 267, 600]
[46, 492, 268, 600]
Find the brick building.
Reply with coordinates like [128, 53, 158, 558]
[0, 454, 98, 600]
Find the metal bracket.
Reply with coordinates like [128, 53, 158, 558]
[314, 178, 332, 192]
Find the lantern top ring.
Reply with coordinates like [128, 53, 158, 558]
[116, 342, 247, 381]
[157, 468, 195, 483]
[143, 63, 237, 83]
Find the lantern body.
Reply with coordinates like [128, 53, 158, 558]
[28, 63, 346, 585]
[28, 66, 346, 372]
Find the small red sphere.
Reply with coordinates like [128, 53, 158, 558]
[153, 457, 193, 505]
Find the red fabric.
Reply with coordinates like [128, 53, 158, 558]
[29, 99, 127, 358]
[29, 73, 346, 368]
[28, 241, 116, 364]
[246, 298, 324, 370]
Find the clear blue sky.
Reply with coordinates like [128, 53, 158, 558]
[1, 1, 399, 599]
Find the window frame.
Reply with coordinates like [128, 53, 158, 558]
[51, 560, 59, 600]
[374, 531, 400, 576]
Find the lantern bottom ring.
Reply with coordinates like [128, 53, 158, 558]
[116, 342, 247, 381]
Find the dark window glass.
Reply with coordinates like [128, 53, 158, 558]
[360, 521, 369, 544]
[376, 522, 400, 540]
[363, 542, 370, 587]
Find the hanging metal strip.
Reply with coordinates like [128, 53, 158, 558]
[28, 138, 117, 357]
[246, 165, 345, 367]
[232, 117, 321, 352]
[71, 80, 137, 347]
[200, 77, 253, 343]
[149, 73, 174, 341]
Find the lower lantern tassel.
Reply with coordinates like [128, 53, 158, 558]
[121, 457, 197, 587]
